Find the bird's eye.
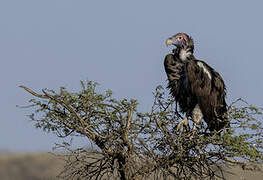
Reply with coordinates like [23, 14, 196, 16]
[178, 37, 182, 40]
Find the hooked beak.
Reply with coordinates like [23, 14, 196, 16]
[166, 38, 173, 47]
[166, 37, 184, 47]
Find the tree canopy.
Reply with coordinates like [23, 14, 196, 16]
[20, 81, 263, 179]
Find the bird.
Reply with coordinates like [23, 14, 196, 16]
[164, 33, 228, 133]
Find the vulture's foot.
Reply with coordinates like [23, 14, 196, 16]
[188, 123, 199, 140]
[189, 129, 198, 140]
[176, 117, 190, 132]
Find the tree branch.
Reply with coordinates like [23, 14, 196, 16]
[20, 85, 107, 150]
[122, 109, 133, 153]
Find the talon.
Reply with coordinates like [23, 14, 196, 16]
[189, 130, 197, 140]
[176, 117, 189, 131]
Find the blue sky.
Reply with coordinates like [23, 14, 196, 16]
[1, 0, 263, 152]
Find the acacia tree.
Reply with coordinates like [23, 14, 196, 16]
[20, 81, 263, 179]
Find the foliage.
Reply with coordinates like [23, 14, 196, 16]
[20, 81, 263, 179]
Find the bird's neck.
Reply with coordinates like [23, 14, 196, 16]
[173, 47, 194, 61]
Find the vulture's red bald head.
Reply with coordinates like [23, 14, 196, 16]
[166, 33, 193, 49]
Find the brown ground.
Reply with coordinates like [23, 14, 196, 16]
[0, 152, 262, 180]
[224, 165, 263, 180]
[0, 152, 63, 180]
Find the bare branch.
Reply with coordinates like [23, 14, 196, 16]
[19, 85, 48, 98]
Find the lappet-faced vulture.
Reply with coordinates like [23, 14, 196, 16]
[164, 33, 228, 133]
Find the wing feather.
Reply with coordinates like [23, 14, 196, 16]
[164, 54, 196, 114]
[164, 54, 184, 98]
[186, 60, 227, 131]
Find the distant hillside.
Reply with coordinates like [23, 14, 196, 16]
[0, 152, 63, 180]
[0, 152, 262, 180]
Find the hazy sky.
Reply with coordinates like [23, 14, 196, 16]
[1, 0, 263, 152]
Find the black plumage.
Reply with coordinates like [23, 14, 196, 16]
[164, 33, 228, 132]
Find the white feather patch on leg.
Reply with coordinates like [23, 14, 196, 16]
[190, 104, 203, 139]
[191, 104, 203, 129]
[192, 104, 203, 123]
